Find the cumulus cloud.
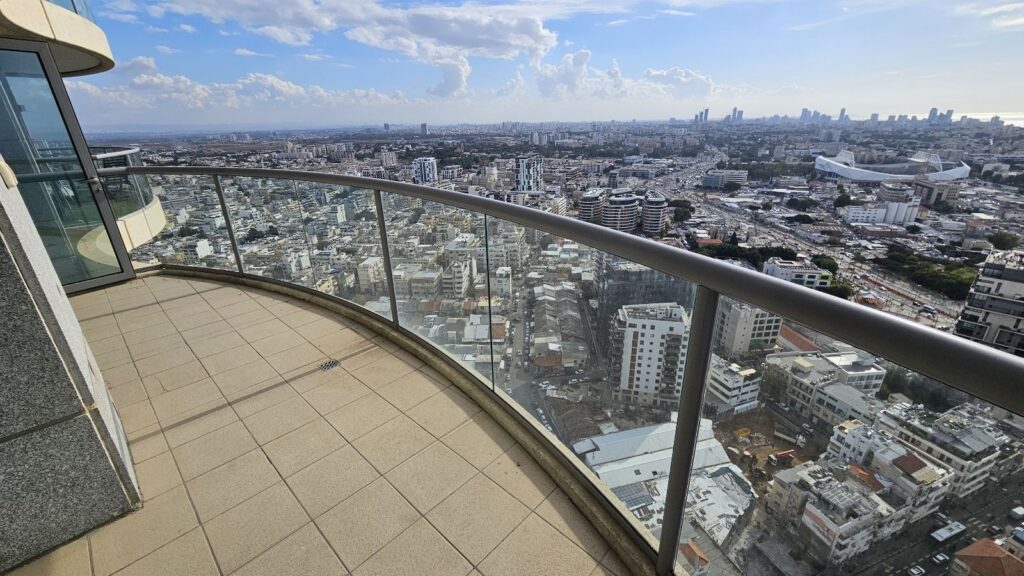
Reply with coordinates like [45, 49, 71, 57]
[178, 23, 197, 32]
[155, 45, 180, 54]
[233, 48, 269, 57]
[955, 2, 1024, 28]
[116, 56, 158, 75]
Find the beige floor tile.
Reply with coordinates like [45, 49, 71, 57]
[186, 449, 282, 522]
[173, 421, 258, 480]
[73, 301, 113, 321]
[236, 318, 292, 343]
[243, 395, 319, 445]
[8, 537, 90, 576]
[134, 450, 182, 501]
[302, 373, 371, 415]
[111, 528, 218, 576]
[315, 478, 419, 569]
[212, 358, 280, 397]
[115, 310, 169, 333]
[279, 308, 324, 328]
[227, 377, 294, 418]
[188, 279, 225, 292]
[477, 514, 597, 576]
[442, 413, 516, 470]
[535, 490, 609, 561]
[353, 518, 472, 576]
[310, 329, 368, 357]
[143, 360, 210, 396]
[376, 370, 448, 412]
[120, 400, 158, 434]
[349, 354, 417, 390]
[218, 298, 264, 319]
[120, 321, 178, 347]
[90, 334, 126, 356]
[179, 319, 235, 344]
[426, 474, 530, 564]
[336, 345, 390, 372]
[482, 445, 556, 509]
[150, 378, 223, 422]
[162, 300, 216, 321]
[127, 423, 169, 464]
[250, 329, 306, 357]
[201, 343, 261, 376]
[104, 363, 141, 388]
[599, 550, 628, 576]
[282, 362, 341, 394]
[286, 445, 379, 519]
[113, 303, 163, 325]
[157, 293, 208, 314]
[89, 486, 198, 576]
[126, 332, 186, 361]
[109, 378, 148, 409]
[293, 317, 343, 341]
[226, 309, 276, 330]
[161, 398, 238, 448]
[96, 347, 134, 371]
[135, 344, 197, 378]
[406, 387, 480, 438]
[386, 443, 475, 513]
[265, 342, 327, 374]
[189, 330, 248, 359]
[263, 419, 347, 477]
[352, 415, 434, 474]
[171, 309, 224, 332]
[232, 523, 347, 576]
[390, 348, 425, 369]
[204, 483, 309, 574]
[324, 394, 400, 441]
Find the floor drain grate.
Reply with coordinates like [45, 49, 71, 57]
[320, 359, 340, 371]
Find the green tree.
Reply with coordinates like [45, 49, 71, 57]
[811, 254, 839, 274]
[673, 207, 691, 222]
[834, 193, 852, 208]
[988, 231, 1020, 250]
[723, 181, 742, 192]
[906, 224, 922, 234]
[787, 214, 816, 225]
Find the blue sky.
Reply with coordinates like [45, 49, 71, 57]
[68, 0, 1024, 130]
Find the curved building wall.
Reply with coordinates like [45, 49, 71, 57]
[815, 156, 970, 183]
[0, 0, 114, 75]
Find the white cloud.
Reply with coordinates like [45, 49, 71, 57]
[102, 12, 139, 22]
[178, 23, 197, 32]
[155, 45, 180, 54]
[606, 18, 630, 26]
[956, 1, 1024, 27]
[495, 69, 526, 96]
[117, 56, 158, 75]
[146, 25, 169, 32]
[234, 48, 270, 57]
[660, 9, 696, 15]
[300, 53, 328, 61]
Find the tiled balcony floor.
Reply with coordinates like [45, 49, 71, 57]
[13, 276, 627, 576]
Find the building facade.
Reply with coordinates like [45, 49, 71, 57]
[956, 250, 1024, 357]
[610, 303, 690, 408]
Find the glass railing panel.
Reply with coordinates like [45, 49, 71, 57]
[123, 174, 235, 271]
[675, 298, 1023, 576]
[220, 176, 393, 321]
[484, 212, 697, 550]
[379, 191, 494, 385]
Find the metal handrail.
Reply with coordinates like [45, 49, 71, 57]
[98, 164, 1024, 417]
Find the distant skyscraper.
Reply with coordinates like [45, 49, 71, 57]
[736, 110, 743, 121]
[838, 108, 847, 122]
[731, 107, 738, 121]
[870, 113, 879, 124]
[420, 123, 428, 136]
[383, 123, 390, 131]
[704, 108, 710, 123]
[928, 108, 938, 123]
[412, 157, 438, 184]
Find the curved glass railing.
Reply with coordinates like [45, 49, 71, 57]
[91, 147, 154, 219]
[45, 0, 94, 20]
[95, 165, 1024, 576]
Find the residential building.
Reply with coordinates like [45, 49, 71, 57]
[412, 157, 438, 185]
[515, 153, 544, 192]
[877, 402, 1008, 496]
[610, 303, 690, 408]
[950, 538, 1024, 576]
[602, 188, 641, 232]
[764, 351, 885, 420]
[956, 250, 1024, 357]
[705, 355, 761, 416]
[578, 188, 606, 224]
[763, 257, 833, 289]
[702, 170, 748, 189]
[813, 383, 884, 426]
[641, 192, 669, 236]
[713, 296, 782, 356]
[357, 256, 386, 292]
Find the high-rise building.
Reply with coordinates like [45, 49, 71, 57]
[702, 169, 747, 189]
[714, 295, 782, 356]
[420, 122, 428, 136]
[838, 107, 847, 122]
[578, 189, 606, 224]
[383, 122, 390, 131]
[735, 110, 743, 121]
[610, 303, 690, 407]
[601, 189, 640, 232]
[731, 107, 738, 122]
[412, 157, 438, 184]
[640, 192, 669, 236]
[956, 250, 1024, 357]
[514, 153, 543, 192]
[928, 107, 939, 123]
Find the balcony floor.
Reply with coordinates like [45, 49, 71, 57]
[15, 276, 627, 576]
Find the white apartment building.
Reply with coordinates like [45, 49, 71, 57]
[602, 189, 641, 233]
[515, 154, 543, 192]
[641, 192, 669, 236]
[956, 250, 1024, 357]
[578, 189, 606, 224]
[877, 402, 1008, 497]
[844, 184, 920, 226]
[376, 149, 397, 167]
[763, 257, 833, 289]
[412, 157, 438, 185]
[706, 355, 761, 414]
[610, 303, 690, 408]
[357, 256, 386, 293]
[702, 169, 748, 188]
[440, 165, 463, 180]
[713, 296, 782, 356]
[764, 351, 885, 421]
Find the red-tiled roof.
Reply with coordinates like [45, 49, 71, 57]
[955, 538, 1024, 576]
[847, 463, 884, 492]
[892, 452, 927, 475]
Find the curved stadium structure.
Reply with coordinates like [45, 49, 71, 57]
[815, 150, 970, 183]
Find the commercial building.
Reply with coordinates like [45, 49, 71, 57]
[702, 170, 748, 189]
[601, 188, 641, 232]
[578, 188, 606, 224]
[956, 250, 1024, 357]
[763, 257, 833, 289]
[713, 296, 782, 357]
[641, 192, 669, 236]
[912, 175, 960, 207]
[412, 156, 438, 184]
[610, 303, 690, 407]
[877, 402, 1008, 496]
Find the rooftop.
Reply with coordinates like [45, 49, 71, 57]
[14, 275, 626, 576]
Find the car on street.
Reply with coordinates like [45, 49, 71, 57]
[931, 553, 949, 565]
[907, 566, 925, 576]
[987, 525, 1003, 536]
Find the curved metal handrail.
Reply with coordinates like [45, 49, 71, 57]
[98, 164, 1024, 417]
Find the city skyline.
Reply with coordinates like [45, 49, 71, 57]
[70, 0, 1024, 130]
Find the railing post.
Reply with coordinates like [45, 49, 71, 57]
[213, 174, 244, 274]
[373, 189, 401, 327]
[656, 285, 719, 576]
[482, 215, 496, 387]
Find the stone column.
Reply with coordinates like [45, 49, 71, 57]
[0, 168, 140, 571]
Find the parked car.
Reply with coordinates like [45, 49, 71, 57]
[931, 553, 949, 565]
[907, 565, 925, 576]
[987, 525, 1003, 536]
